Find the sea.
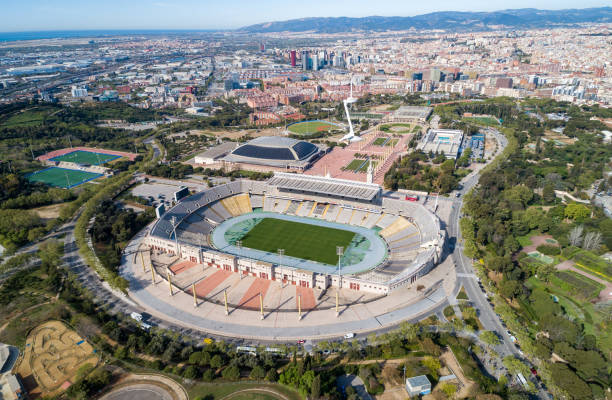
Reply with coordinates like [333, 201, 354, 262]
[0, 30, 219, 42]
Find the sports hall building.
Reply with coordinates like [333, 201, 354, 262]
[145, 173, 445, 295]
[217, 136, 326, 172]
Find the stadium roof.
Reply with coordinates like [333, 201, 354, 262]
[268, 172, 381, 201]
[231, 136, 318, 161]
[221, 136, 323, 169]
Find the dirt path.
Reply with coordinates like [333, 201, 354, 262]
[220, 387, 290, 400]
[0, 301, 52, 334]
[520, 235, 556, 254]
[555, 260, 612, 301]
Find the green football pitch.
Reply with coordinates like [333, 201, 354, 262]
[240, 218, 355, 265]
[27, 167, 102, 188]
[287, 120, 337, 135]
[50, 150, 120, 165]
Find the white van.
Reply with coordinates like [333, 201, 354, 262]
[344, 333, 355, 339]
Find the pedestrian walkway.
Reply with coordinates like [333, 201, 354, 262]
[191, 270, 231, 298]
[238, 278, 271, 309]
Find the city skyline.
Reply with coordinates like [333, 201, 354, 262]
[1, 0, 610, 32]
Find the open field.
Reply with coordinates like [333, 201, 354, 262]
[462, 116, 500, 126]
[0, 107, 56, 128]
[240, 217, 355, 265]
[27, 167, 102, 188]
[49, 150, 120, 165]
[287, 120, 338, 136]
[15, 320, 99, 397]
[32, 203, 67, 219]
[379, 123, 413, 134]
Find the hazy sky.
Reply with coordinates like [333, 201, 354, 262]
[1, 0, 609, 32]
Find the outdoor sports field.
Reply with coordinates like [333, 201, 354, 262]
[27, 167, 102, 188]
[287, 120, 338, 135]
[50, 149, 120, 165]
[240, 218, 355, 265]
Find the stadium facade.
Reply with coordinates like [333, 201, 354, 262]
[145, 173, 445, 295]
[218, 136, 326, 172]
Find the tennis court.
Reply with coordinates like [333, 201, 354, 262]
[50, 150, 120, 165]
[27, 167, 102, 188]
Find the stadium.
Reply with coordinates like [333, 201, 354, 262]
[145, 173, 445, 299]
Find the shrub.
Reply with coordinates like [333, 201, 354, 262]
[536, 244, 560, 256]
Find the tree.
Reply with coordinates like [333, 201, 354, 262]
[543, 183, 556, 204]
[564, 203, 590, 221]
[183, 365, 198, 380]
[311, 374, 321, 399]
[249, 365, 266, 380]
[502, 356, 530, 376]
[480, 331, 501, 347]
[202, 369, 214, 382]
[210, 354, 223, 369]
[582, 231, 602, 251]
[422, 356, 441, 379]
[221, 365, 241, 381]
[549, 363, 591, 400]
[568, 225, 584, 247]
[440, 382, 457, 398]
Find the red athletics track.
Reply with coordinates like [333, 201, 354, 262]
[37, 146, 138, 162]
[170, 260, 197, 275]
[238, 278, 271, 309]
[191, 270, 232, 298]
[296, 286, 316, 310]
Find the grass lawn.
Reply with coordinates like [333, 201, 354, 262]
[357, 160, 377, 172]
[288, 120, 336, 135]
[379, 123, 412, 134]
[27, 167, 102, 188]
[240, 218, 355, 265]
[373, 137, 388, 146]
[516, 231, 537, 248]
[456, 287, 469, 300]
[344, 158, 367, 171]
[462, 116, 500, 126]
[0, 302, 66, 348]
[0, 107, 55, 128]
[50, 150, 120, 165]
[188, 382, 303, 400]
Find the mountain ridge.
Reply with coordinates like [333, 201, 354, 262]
[239, 7, 612, 33]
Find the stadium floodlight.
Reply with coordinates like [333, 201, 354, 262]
[170, 216, 179, 257]
[336, 246, 344, 289]
[236, 240, 243, 279]
[278, 248, 285, 287]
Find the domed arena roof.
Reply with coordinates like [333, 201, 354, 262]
[231, 136, 318, 161]
[221, 136, 323, 170]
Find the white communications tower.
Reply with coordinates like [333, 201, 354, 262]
[341, 75, 362, 143]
